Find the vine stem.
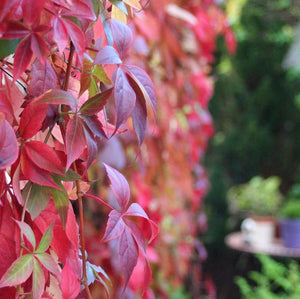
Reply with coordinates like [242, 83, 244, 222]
[62, 42, 92, 299]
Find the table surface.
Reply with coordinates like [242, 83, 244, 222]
[225, 232, 300, 258]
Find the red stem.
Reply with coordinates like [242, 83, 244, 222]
[62, 42, 92, 299]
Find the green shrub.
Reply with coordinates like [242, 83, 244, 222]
[236, 254, 300, 299]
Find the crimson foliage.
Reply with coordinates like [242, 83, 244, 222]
[0, 0, 158, 298]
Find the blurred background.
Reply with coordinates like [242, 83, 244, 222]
[203, 0, 300, 298]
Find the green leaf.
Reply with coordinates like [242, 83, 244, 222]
[32, 258, 45, 299]
[89, 76, 99, 97]
[53, 169, 82, 182]
[51, 180, 69, 229]
[0, 254, 34, 287]
[25, 183, 52, 220]
[35, 253, 61, 277]
[15, 220, 36, 250]
[0, 39, 20, 58]
[93, 65, 112, 85]
[36, 222, 54, 253]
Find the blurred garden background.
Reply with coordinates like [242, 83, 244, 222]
[203, 0, 300, 298]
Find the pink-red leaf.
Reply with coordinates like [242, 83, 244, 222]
[27, 59, 59, 98]
[94, 46, 122, 65]
[125, 203, 159, 243]
[82, 115, 107, 139]
[31, 89, 77, 110]
[61, 0, 96, 21]
[19, 102, 48, 139]
[0, 254, 33, 287]
[30, 33, 48, 63]
[83, 126, 97, 169]
[119, 228, 138, 287]
[21, 0, 45, 26]
[79, 87, 113, 116]
[61, 261, 81, 299]
[63, 19, 85, 62]
[51, 17, 69, 53]
[13, 34, 33, 79]
[114, 67, 136, 132]
[32, 258, 45, 299]
[124, 65, 157, 114]
[65, 115, 86, 170]
[21, 151, 60, 189]
[1, 21, 30, 39]
[131, 89, 147, 144]
[102, 210, 125, 242]
[0, 119, 18, 170]
[104, 163, 130, 211]
[111, 19, 133, 58]
[24, 141, 64, 175]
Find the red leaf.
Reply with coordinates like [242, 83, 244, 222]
[0, 76, 24, 124]
[82, 115, 107, 139]
[131, 88, 147, 144]
[31, 89, 77, 110]
[102, 210, 125, 242]
[27, 59, 59, 98]
[24, 141, 64, 175]
[124, 65, 157, 114]
[13, 34, 33, 79]
[79, 87, 113, 116]
[21, 150, 60, 189]
[125, 203, 158, 243]
[119, 228, 138, 287]
[1, 21, 30, 39]
[111, 19, 133, 58]
[61, 261, 81, 299]
[83, 126, 97, 169]
[51, 17, 69, 53]
[19, 102, 48, 140]
[65, 115, 86, 170]
[63, 19, 85, 62]
[104, 163, 130, 211]
[0, 119, 18, 170]
[61, 0, 96, 21]
[30, 33, 48, 63]
[0, 0, 18, 22]
[21, 0, 45, 26]
[114, 67, 136, 132]
[94, 46, 122, 65]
